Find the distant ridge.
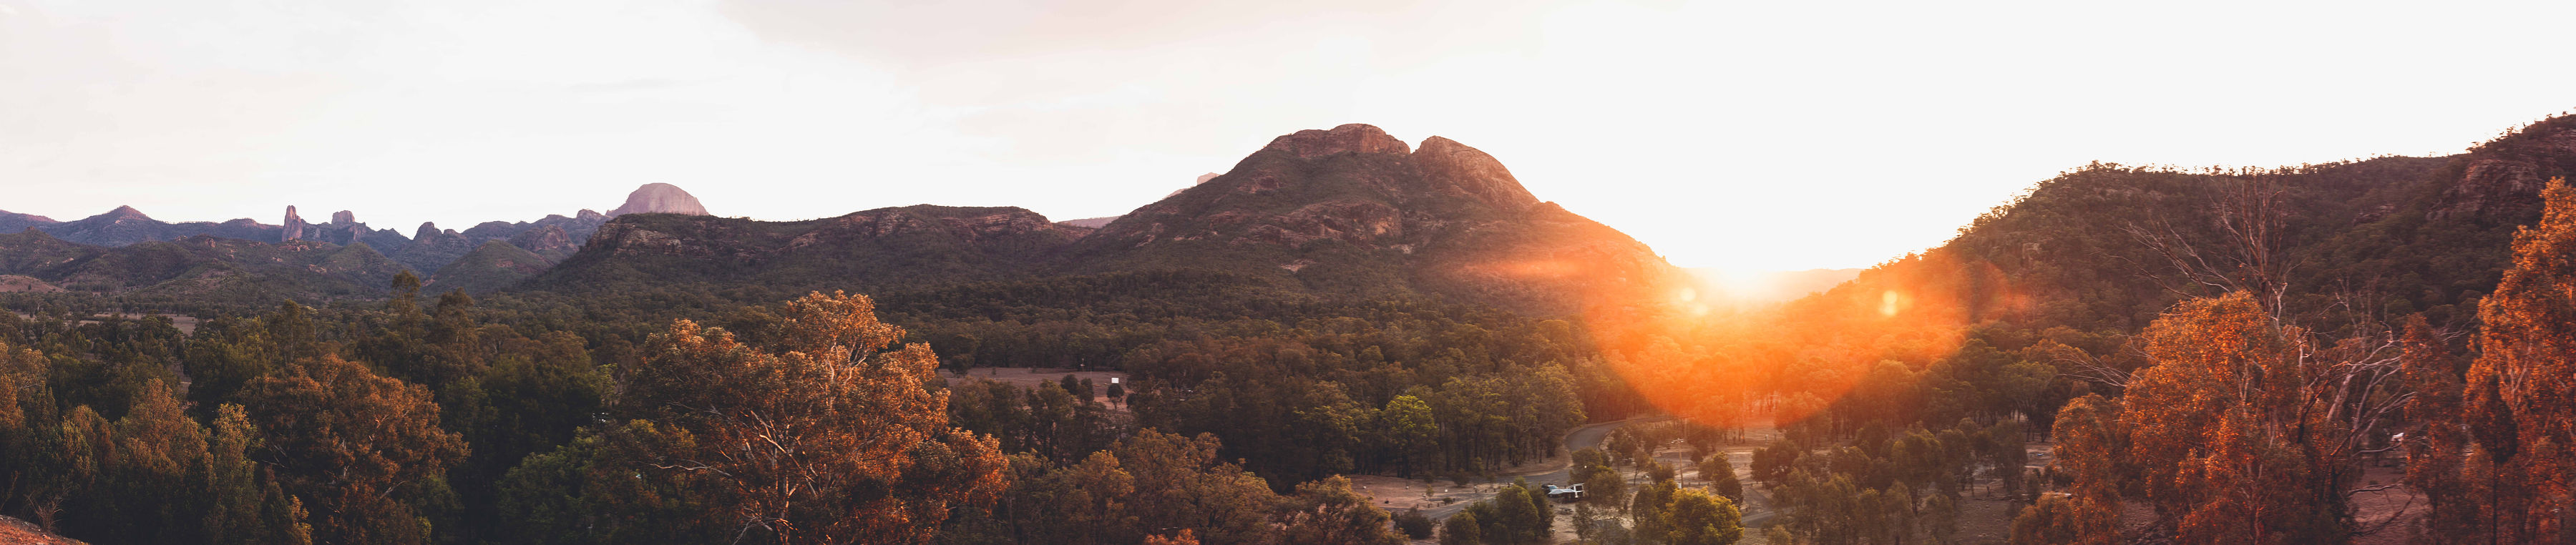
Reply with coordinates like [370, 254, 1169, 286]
[531, 124, 1688, 316]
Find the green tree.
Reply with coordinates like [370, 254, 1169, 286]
[1380, 394, 1440, 477]
[239, 354, 467, 545]
[1443, 510, 1483, 545]
[1665, 488, 1742, 545]
[1699, 453, 1742, 502]
[204, 403, 313, 545]
[1490, 482, 1548, 544]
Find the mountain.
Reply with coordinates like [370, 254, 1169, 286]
[459, 210, 608, 256]
[609, 183, 711, 216]
[428, 240, 555, 295]
[1061, 124, 1681, 314]
[0, 210, 57, 234]
[0, 185, 696, 296]
[524, 205, 1084, 293]
[0, 230, 406, 305]
[1775, 116, 2576, 338]
[525, 124, 1686, 316]
[391, 222, 478, 275]
[31, 206, 288, 247]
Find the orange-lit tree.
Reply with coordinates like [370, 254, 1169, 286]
[613, 291, 1009, 545]
[2462, 178, 2576, 543]
[2123, 291, 2396, 544]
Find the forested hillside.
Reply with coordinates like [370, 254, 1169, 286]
[1584, 114, 2576, 545]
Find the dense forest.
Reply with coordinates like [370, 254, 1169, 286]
[0, 267, 1647, 544]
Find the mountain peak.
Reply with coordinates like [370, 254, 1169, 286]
[1262, 123, 1410, 158]
[1416, 136, 1540, 212]
[103, 205, 149, 220]
[610, 183, 711, 217]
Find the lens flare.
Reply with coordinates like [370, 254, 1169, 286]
[1579, 252, 1984, 431]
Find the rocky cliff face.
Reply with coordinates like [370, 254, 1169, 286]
[507, 224, 579, 261]
[1415, 136, 1541, 212]
[1261, 123, 1413, 158]
[609, 183, 711, 217]
[2428, 119, 2576, 222]
[282, 206, 308, 241]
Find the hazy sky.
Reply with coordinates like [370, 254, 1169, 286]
[6, 1, 2575, 270]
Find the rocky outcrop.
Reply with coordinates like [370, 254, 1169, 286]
[609, 183, 711, 216]
[1234, 200, 1403, 248]
[1415, 136, 1541, 212]
[1262, 124, 1411, 158]
[507, 224, 578, 262]
[2428, 121, 2576, 222]
[283, 205, 308, 240]
[1080, 124, 1547, 255]
[1060, 123, 1681, 313]
[1167, 172, 1224, 198]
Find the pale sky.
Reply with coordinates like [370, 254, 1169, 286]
[6, 1, 2574, 270]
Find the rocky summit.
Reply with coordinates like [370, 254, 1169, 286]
[1062, 123, 1677, 313]
[609, 183, 711, 217]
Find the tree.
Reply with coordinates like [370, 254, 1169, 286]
[1279, 476, 1407, 545]
[101, 380, 211, 544]
[1631, 478, 1679, 543]
[204, 403, 313, 545]
[1443, 511, 1483, 545]
[2464, 178, 2576, 543]
[2122, 293, 2347, 544]
[1699, 453, 1742, 502]
[2041, 395, 2127, 545]
[2009, 496, 2081, 545]
[1665, 488, 1742, 545]
[1923, 493, 1959, 545]
[239, 354, 467, 545]
[2398, 315, 2485, 542]
[1395, 509, 1435, 539]
[1380, 395, 1440, 477]
[609, 291, 1009, 544]
[1143, 529, 1199, 545]
[1490, 481, 1548, 544]
[1105, 430, 1278, 545]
